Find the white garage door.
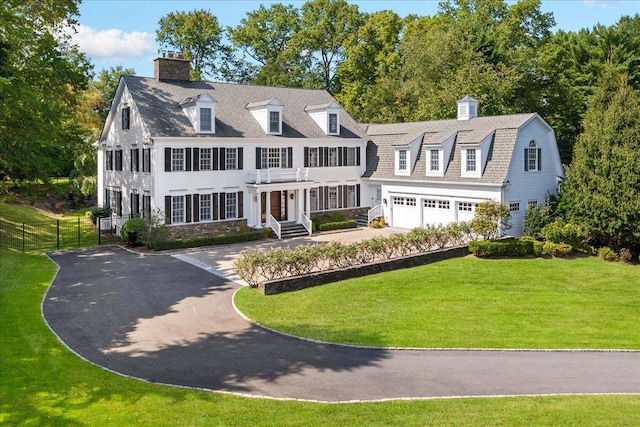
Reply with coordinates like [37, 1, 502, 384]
[391, 196, 420, 228]
[456, 202, 476, 223]
[423, 199, 453, 226]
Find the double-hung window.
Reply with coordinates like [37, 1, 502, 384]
[328, 147, 338, 166]
[200, 148, 212, 170]
[121, 107, 130, 130]
[309, 188, 318, 211]
[225, 192, 237, 219]
[172, 196, 185, 223]
[172, 148, 184, 171]
[430, 150, 439, 171]
[346, 147, 357, 166]
[328, 187, 338, 209]
[346, 185, 357, 208]
[268, 148, 280, 168]
[308, 147, 319, 167]
[200, 108, 212, 132]
[200, 194, 212, 221]
[525, 141, 541, 172]
[328, 113, 338, 134]
[398, 150, 407, 171]
[466, 149, 476, 172]
[269, 111, 280, 134]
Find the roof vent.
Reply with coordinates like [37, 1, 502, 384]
[457, 95, 479, 121]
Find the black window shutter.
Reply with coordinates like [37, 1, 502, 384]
[135, 149, 140, 172]
[537, 148, 542, 171]
[238, 147, 243, 170]
[116, 192, 122, 216]
[255, 147, 262, 169]
[318, 147, 324, 167]
[237, 191, 243, 218]
[318, 186, 324, 210]
[135, 193, 140, 216]
[219, 193, 226, 220]
[193, 194, 200, 222]
[185, 195, 192, 223]
[143, 148, 150, 172]
[165, 196, 172, 224]
[165, 148, 172, 172]
[116, 150, 123, 171]
[192, 148, 199, 171]
[287, 147, 293, 168]
[356, 147, 361, 166]
[219, 148, 226, 170]
[324, 147, 329, 166]
[105, 189, 110, 208]
[338, 147, 344, 166]
[212, 193, 219, 220]
[341, 185, 346, 208]
[304, 147, 309, 167]
[185, 148, 192, 171]
[524, 148, 529, 172]
[212, 148, 219, 170]
[130, 149, 134, 171]
[356, 184, 361, 206]
[324, 186, 329, 209]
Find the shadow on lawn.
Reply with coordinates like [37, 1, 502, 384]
[43, 247, 390, 396]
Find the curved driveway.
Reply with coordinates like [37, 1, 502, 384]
[43, 247, 639, 402]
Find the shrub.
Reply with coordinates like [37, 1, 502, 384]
[469, 239, 533, 257]
[533, 240, 544, 257]
[80, 176, 97, 197]
[120, 217, 148, 243]
[472, 201, 511, 240]
[369, 217, 386, 228]
[522, 204, 552, 239]
[328, 212, 347, 223]
[542, 242, 572, 257]
[540, 220, 587, 248]
[598, 246, 618, 262]
[318, 220, 357, 231]
[88, 206, 110, 224]
[620, 248, 633, 263]
[151, 230, 263, 251]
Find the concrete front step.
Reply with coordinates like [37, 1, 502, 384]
[279, 223, 310, 239]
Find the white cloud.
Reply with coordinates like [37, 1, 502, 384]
[68, 25, 156, 59]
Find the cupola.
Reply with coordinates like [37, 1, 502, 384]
[457, 95, 479, 121]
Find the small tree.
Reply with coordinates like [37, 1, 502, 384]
[522, 203, 552, 239]
[472, 200, 511, 240]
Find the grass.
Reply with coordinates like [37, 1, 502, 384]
[235, 256, 640, 349]
[1, 202, 639, 425]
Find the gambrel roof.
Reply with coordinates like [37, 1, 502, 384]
[115, 76, 367, 139]
[362, 113, 540, 184]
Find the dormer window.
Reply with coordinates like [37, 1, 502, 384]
[200, 107, 212, 132]
[247, 98, 283, 135]
[306, 102, 341, 135]
[179, 93, 217, 134]
[269, 111, 281, 134]
[461, 146, 481, 178]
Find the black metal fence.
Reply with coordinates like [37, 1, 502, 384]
[0, 216, 122, 253]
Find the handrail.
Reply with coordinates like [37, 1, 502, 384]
[268, 213, 281, 239]
[299, 210, 312, 236]
[367, 204, 383, 225]
[247, 168, 310, 184]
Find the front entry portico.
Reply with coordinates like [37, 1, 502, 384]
[247, 182, 314, 230]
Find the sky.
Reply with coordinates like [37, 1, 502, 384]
[71, 0, 640, 78]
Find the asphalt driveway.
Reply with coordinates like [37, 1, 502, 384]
[43, 246, 640, 402]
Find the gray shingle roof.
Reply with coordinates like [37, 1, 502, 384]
[122, 76, 367, 139]
[363, 114, 536, 184]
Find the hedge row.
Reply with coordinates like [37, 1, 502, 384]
[235, 222, 475, 287]
[469, 237, 574, 258]
[150, 230, 263, 251]
[318, 219, 357, 231]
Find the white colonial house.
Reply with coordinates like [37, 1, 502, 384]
[97, 55, 564, 238]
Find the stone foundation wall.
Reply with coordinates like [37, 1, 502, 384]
[167, 219, 248, 240]
[311, 207, 368, 223]
[260, 245, 469, 295]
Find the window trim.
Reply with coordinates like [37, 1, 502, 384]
[466, 148, 476, 172]
[398, 149, 407, 171]
[328, 112, 339, 134]
[269, 110, 281, 134]
[199, 107, 213, 133]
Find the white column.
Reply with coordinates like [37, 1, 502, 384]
[255, 191, 262, 228]
[265, 190, 271, 226]
[305, 188, 311, 216]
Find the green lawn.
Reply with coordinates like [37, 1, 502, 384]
[1, 202, 639, 425]
[236, 257, 640, 349]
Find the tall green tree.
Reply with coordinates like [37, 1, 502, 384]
[156, 9, 227, 81]
[335, 10, 404, 121]
[228, 4, 303, 86]
[0, 0, 91, 182]
[292, 0, 364, 92]
[93, 66, 135, 121]
[561, 65, 640, 250]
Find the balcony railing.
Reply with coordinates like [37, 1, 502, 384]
[247, 168, 310, 184]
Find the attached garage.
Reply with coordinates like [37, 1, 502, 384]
[391, 196, 420, 228]
[422, 199, 453, 226]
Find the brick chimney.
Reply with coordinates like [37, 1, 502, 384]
[154, 52, 191, 81]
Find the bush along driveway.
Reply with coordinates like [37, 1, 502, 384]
[42, 247, 640, 402]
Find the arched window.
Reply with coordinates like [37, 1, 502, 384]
[525, 140, 541, 171]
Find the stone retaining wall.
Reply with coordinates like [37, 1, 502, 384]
[259, 245, 469, 295]
[310, 207, 368, 223]
[167, 219, 248, 240]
